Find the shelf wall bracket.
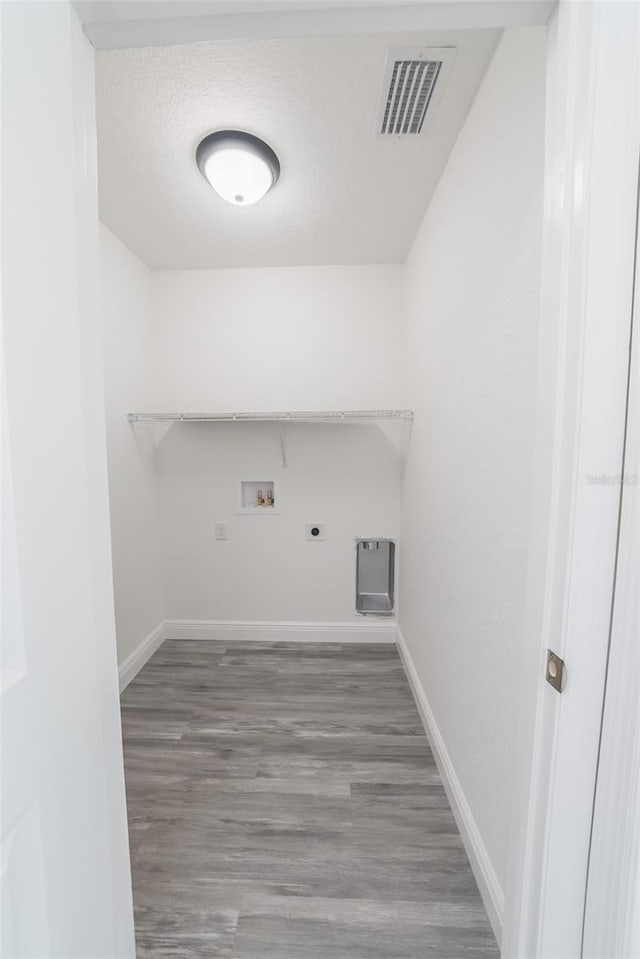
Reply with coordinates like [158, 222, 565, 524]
[277, 422, 288, 469]
[402, 415, 414, 463]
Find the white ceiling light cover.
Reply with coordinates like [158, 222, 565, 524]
[196, 130, 280, 206]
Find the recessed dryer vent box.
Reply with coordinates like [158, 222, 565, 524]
[356, 539, 395, 616]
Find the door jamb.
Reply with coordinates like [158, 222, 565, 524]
[503, 3, 640, 956]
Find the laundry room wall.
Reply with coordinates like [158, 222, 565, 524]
[156, 420, 402, 628]
[150, 264, 405, 630]
[151, 265, 403, 411]
[101, 255, 405, 649]
[101, 225, 165, 668]
[398, 26, 546, 935]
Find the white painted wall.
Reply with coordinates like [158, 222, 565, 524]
[101, 225, 164, 665]
[399, 25, 546, 929]
[158, 421, 401, 623]
[1, 3, 134, 954]
[152, 266, 403, 411]
[150, 265, 404, 624]
[100, 261, 403, 640]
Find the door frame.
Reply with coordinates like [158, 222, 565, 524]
[503, 3, 640, 956]
[1, 3, 135, 955]
[64, 1, 639, 954]
[582, 150, 640, 958]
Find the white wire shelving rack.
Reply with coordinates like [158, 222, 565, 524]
[127, 410, 413, 423]
[127, 410, 414, 467]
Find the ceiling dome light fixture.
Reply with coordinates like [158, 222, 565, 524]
[196, 130, 280, 206]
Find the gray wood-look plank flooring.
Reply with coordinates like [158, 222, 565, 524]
[121, 640, 499, 958]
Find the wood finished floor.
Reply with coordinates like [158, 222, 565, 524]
[121, 640, 499, 958]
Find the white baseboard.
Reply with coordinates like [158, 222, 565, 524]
[163, 619, 397, 644]
[118, 621, 166, 692]
[395, 628, 504, 944]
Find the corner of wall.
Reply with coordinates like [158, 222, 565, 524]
[396, 629, 504, 942]
[396, 24, 546, 945]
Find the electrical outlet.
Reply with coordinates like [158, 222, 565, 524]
[305, 524, 325, 541]
[215, 522, 229, 541]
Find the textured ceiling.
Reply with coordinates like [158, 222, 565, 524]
[96, 29, 499, 269]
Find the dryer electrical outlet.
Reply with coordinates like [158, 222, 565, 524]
[305, 524, 325, 541]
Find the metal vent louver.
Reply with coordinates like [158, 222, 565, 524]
[377, 47, 455, 137]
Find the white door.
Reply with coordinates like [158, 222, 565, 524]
[1, 3, 135, 955]
[1, 369, 50, 954]
[581, 136, 640, 959]
[503, 3, 640, 956]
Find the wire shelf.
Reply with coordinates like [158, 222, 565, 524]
[127, 410, 414, 424]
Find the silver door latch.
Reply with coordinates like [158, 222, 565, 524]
[546, 649, 567, 693]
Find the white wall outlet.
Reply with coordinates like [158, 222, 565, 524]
[305, 524, 325, 541]
[215, 522, 229, 541]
